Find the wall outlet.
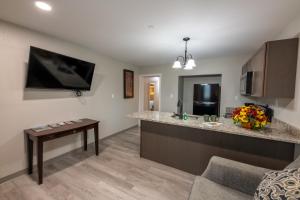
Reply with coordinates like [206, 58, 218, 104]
[170, 93, 174, 99]
[111, 94, 115, 99]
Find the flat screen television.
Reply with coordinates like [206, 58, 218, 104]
[26, 46, 95, 91]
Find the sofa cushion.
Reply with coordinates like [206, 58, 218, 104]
[254, 168, 300, 200]
[189, 176, 252, 200]
[202, 156, 269, 195]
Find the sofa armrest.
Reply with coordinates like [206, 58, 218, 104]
[202, 156, 270, 195]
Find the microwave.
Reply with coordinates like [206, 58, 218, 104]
[240, 71, 253, 96]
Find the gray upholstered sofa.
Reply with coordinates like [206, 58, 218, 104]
[189, 156, 300, 200]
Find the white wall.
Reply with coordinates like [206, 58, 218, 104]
[139, 12, 300, 131]
[139, 55, 249, 114]
[182, 76, 222, 114]
[0, 21, 139, 179]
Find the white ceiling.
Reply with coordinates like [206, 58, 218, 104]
[0, 0, 300, 67]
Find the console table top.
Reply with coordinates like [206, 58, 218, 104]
[24, 118, 99, 137]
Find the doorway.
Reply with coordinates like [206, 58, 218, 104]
[139, 75, 161, 112]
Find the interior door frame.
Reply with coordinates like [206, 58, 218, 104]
[138, 74, 162, 113]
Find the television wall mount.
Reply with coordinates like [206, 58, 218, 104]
[74, 90, 82, 97]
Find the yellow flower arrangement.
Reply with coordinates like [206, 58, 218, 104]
[232, 105, 269, 130]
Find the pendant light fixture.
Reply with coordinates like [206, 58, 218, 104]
[172, 37, 196, 70]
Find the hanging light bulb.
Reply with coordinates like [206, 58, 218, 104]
[183, 64, 193, 70]
[172, 60, 182, 69]
[186, 59, 196, 68]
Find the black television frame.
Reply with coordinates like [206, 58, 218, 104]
[25, 46, 95, 91]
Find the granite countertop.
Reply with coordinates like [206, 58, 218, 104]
[128, 111, 300, 144]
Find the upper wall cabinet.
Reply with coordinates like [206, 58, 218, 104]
[241, 38, 299, 98]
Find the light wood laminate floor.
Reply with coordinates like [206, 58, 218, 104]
[0, 127, 195, 200]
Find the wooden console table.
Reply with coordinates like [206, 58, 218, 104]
[24, 118, 100, 184]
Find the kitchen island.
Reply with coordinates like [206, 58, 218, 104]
[129, 111, 300, 175]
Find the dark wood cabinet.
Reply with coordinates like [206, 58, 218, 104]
[140, 120, 294, 175]
[242, 38, 299, 98]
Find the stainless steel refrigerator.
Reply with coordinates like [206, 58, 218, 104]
[193, 84, 220, 116]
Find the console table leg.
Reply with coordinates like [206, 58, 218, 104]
[37, 139, 44, 185]
[94, 126, 99, 156]
[83, 130, 88, 151]
[26, 135, 33, 175]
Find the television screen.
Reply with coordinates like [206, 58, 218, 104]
[26, 46, 95, 91]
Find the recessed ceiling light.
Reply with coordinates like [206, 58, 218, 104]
[35, 1, 52, 11]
